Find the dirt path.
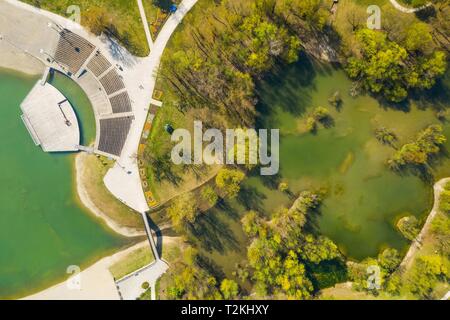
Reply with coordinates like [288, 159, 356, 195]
[389, 0, 431, 13]
[400, 177, 450, 269]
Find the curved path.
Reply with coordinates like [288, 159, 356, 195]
[389, 0, 431, 13]
[103, 0, 199, 214]
[400, 177, 450, 269]
[2, 0, 199, 299]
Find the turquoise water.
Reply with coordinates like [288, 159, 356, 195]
[0, 69, 126, 299]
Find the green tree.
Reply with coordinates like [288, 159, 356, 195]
[167, 193, 199, 232]
[407, 255, 450, 298]
[378, 248, 401, 273]
[215, 168, 245, 199]
[384, 271, 402, 296]
[346, 29, 447, 102]
[299, 235, 341, 264]
[404, 22, 434, 53]
[439, 190, 450, 214]
[431, 215, 450, 255]
[220, 279, 239, 299]
[374, 127, 398, 147]
[241, 210, 265, 238]
[397, 215, 420, 241]
[165, 247, 222, 300]
[201, 186, 219, 207]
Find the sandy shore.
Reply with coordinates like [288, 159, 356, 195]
[400, 177, 450, 269]
[0, 36, 45, 76]
[24, 241, 150, 300]
[75, 153, 146, 238]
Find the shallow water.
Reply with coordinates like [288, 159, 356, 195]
[0, 69, 125, 299]
[253, 58, 450, 259]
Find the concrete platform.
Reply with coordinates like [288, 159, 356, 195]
[20, 81, 80, 152]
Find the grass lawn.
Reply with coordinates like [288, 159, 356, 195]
[78, 153, 144, 230]
[142, 0, 183, 39]
[334, 0, 420, 56]
[396, 215, 449, 299]
[21, 0, 149, 56]
[109, 245, 155, 280]
[143, 87, 221, 207]
[138, 287, 152, 300]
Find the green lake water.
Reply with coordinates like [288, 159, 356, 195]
[254, 59, 450, 259]
[191, 58, 450, 276]
[0, 69, 126, 299]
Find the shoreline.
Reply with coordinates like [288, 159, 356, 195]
[75, 152, 146, 238]
[23, 241, 150, 300]
[0, 45, 45, 76]
[400, 177, 450, 269]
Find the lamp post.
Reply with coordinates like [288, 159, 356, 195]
[40, 48, 55, 63]
[47, 22, 79, 53]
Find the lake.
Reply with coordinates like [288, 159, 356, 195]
[0, 69, 126, 299]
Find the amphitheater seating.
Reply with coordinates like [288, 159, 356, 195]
[87, 52, 112, 77]
[98, 116, 134, 156]
[109, 92, 132, 113]
[99, 69, 125, 95]
[54, 29, 95, 74]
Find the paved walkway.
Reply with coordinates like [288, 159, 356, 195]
[4, 0, 198, 300]
[389, 0, 431, 13]
[103, 0, 199, 214]
[116, 259, 168, 300]
[137, 0, 154, 52]
[400, 178, 450, 269]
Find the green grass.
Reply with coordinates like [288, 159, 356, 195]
[21, 0, 149, 56]
[138, 287, 152, 300]
[79, 153, 144, 230]
[109, 245, 155, 280]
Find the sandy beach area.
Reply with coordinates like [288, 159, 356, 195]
[0, 44, 45, 75]
[24, 241, 150, 300]
[75, 153, 146, 238]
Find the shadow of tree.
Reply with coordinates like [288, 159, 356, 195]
[236, 185, 267, 212]
[185, 207, 241, 254]
[255, 53, 318, 129]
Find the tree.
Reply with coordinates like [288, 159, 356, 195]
[299, 235, 341, 264]
[167, 193, 199, 232]
[346, 29, 447, 102]
[201, 186, 218, 207]
[348, 258, 381, 293]
[220, 279, 239, 299]
[378, 248, 401, 273]
[306, 116, 317, 133]
[439, 190, 450, 214]
[407, 255, 450, 298]
[328, 91, 342, 108]
[397, 215, 420, 241]
[388, 124, 446, 169]
[384, 271, 402, 296]
[312, 106, 332, 123]
[416, 124, 446, 155]
[278, 182, 289, 192]
[165, 247, 222, 300]
[374, 127, 398, 147]
[215, 168, 245, 199]
[390, 143, 428, 167]
[403, 22, 434, 53]
[241, 210, 265, 238]
[347, 29, 409, 102]
[431, 215, 450, 255]
[274, 251, 314, 299]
